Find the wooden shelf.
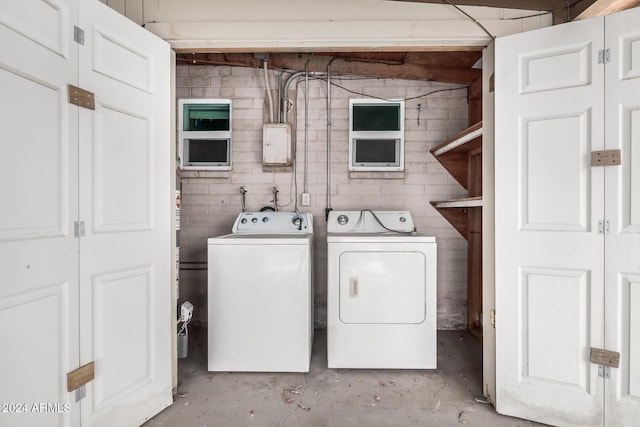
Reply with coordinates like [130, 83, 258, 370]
[430, 197, 482, 240]
[432, 121, 483, 156]
[430, 119, 483, 339]
[430, 121, 482, 189]
[432, 196, 483, 209]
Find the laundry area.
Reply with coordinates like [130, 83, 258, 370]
[159, 52, 507, 424]
[2, 1, 640, 427]
[145, 329, 541, 427]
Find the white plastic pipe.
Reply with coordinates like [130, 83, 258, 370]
[263, 60, 274, 123]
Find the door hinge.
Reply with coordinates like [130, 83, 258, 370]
[598, 365, 611, 379]
[67, 362, 95, 392]
[75, 385, 86, 402]
[598, 220, 610, 234]
[73, 26, 84, 45]
[598, 49, 611, 64]
[74, 221, 85, 237]
[67, 85, 95, 110]
[591, 149, 621, 166]
[490, 309, 496, 328]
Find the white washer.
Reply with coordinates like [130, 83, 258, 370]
[207, 211, 314, 372]
[327, 210, 437, 369]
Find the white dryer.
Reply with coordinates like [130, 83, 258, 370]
[327, 210, 437, 369]
[207, 211, 313, 372]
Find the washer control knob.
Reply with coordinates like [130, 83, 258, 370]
[337, 215, 349, 225]
[262, 217, 269, 223]
[241, 218, 248, 224]
[251, 217, 258, 223]
[399, 216, 406, 223]
[292, 216, 303, 230]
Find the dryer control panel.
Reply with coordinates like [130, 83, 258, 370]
[327, 210, 414, 233]
[232, 212, 313, 234]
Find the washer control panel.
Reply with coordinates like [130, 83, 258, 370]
[232, 212, 313, 234]
[327, 210, 414, 233]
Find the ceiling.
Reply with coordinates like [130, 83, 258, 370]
[175, 0, 638, 86]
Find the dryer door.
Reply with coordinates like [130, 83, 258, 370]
[339, 250, 426, 324]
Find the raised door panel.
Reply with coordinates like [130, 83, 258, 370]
[519, 268, 592, 391]
[92, 103, 152, 233]
[520, 112, 592, 232]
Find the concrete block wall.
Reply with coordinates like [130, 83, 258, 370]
[176, 64, 470, 330]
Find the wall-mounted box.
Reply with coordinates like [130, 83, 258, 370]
[263, 123, 292, 166]
[179, 99, 232, 170]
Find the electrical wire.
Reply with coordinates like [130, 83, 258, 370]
[443, 0, 495, 40]
[360, 209, 416, 234]
[310, 75, 469, 102]
[500, 0, 587, 20]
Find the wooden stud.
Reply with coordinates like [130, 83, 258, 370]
[590, 348, 620, 368]
[67, 362, 95, 392]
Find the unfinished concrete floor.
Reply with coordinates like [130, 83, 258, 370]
[145, 328, 543, 427]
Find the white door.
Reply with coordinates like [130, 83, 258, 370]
[495, 17, 606, 427]
[0, 1, 81, 426]
[604, 7, 640, 425]
[77, 1, 172, 426]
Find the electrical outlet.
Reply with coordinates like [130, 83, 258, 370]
[301, 192, 310, 206]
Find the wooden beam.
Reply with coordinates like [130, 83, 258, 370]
[177, 53, 481, 84]
[552, 0, 600, 23]
[574, 0, 640, 19]
[175, 46, 484, 54]
[386, 0, 564, 11]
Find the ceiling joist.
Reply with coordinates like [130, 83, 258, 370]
[386, 0, 638, 23]
[177, 53, 481, 85]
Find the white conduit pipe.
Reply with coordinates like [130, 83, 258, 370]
[263, 60, 274, 123]
[281, 71, 305, 124]
[304, 63, 309, 194]
[326, 61, 332, 217]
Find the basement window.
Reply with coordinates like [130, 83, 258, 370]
[349, 99, 404, 171]
[179, 99, 232, 170]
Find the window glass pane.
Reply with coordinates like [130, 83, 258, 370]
[187, 139, 228, 163]
[353, 103, 400, 131]
[183, 104, 230, 131]
[354, 139, 398, 164]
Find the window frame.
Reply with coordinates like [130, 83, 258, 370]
[178, 99, 232, 171]
[348, 99, 405, 172]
